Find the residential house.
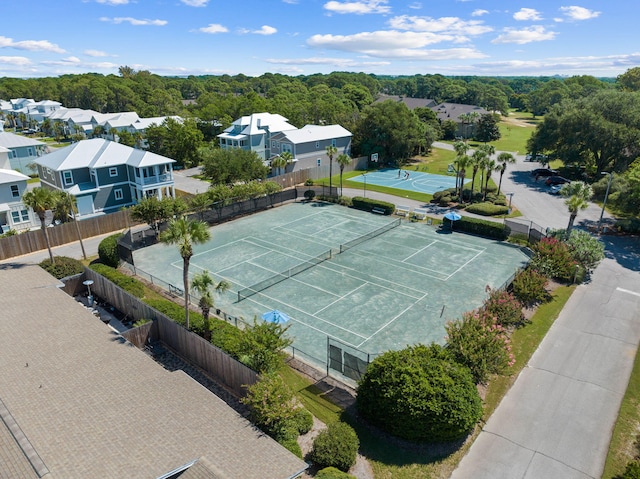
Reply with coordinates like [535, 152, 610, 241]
[431, 102, 489, 139]
[374, 94, 437, 109]
[35, 138, 175, 218]
[218, 112, 297, 162]
[0, 131, 48, 175]
[270, 124, 352, 172]
[0, 146, 39, 233]
[0, 264, 308, 479]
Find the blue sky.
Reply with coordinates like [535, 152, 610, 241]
[0, 0, 635, 78]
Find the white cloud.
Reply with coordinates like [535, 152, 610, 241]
[96, 0, 130, 4]
[199, 24, 228, 34]
[472, 9, 488, 17]
[265, 57, 389, 67]
[84, 49, 109, 57]
[513, 8, 542, 21]
[282, 0, 298, 4]
[0, 36, 65, 53]
[181, 0, 209, 6]
[307, 31, 485, 60]
[492, 26, 556, 44]
[389, 15, 492, 35]
[409, 2, 422, 9]
[240, 25, 277, 35]
[560, 6, 600, 20]
[41, 58, 119, 70]
[323, 0, 391, 15]
[0, 56, 31, 66]
[100, 17, 167, 26]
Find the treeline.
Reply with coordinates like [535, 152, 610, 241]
[0, 68, 634, 131]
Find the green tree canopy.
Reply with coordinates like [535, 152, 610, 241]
[146, 117, 204, 168]
[201, 147, 269, 185]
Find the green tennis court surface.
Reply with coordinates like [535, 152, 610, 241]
[132, 202, 529, 371]
[350, 168, 469, 195]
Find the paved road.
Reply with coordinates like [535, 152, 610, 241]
[451, 235, 640, 479]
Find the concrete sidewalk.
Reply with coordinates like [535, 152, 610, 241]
[451, 235, 640, 479]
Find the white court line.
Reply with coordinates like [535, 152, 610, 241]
[617, 287, 640, 298]
[446, 249, 485, 279]
[314, 282, 369, 316]
[403, 240, 438, 262]
[345, 248, 452, 282]
[356, 291, 430, 349]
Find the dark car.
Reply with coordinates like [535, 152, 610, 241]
[531, 168, 556, 178]
[545, 176, 570, 186]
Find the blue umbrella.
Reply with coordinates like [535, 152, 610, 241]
[262, 309, 290, 324]
[444, 211, 462, 221]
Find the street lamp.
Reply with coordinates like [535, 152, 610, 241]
[505, 192, 514, 215]
[83, 279, 94, 306]
[363, 173, 367, 198]
[597, 172, 613, 234]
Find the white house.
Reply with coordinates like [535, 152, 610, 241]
[0, 146, 39, 233]
[0, 131, 48, 175]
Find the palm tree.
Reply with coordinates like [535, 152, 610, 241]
[191, 270, 230, 341]
[160, 218, 211, 330]
[22, 187, 57, 263]
[53, 191, 87, 260]
[280, 151, 293, 173]
[483, 159, 498, 201]
[326, 145, 337, 195]
[271, 151, 292, 176]
[336, 153, 351, 196]
[560, 181, 593, 237]
[452, 140, 469, 197]
[469, 149, 486, 195]
[455, 154, 470, 201]
[92, 125, 105, 139]
[496, 152, 516, 196]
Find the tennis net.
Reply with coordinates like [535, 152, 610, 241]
[237, 249, 334, 302]
[339, 218, 401, 253]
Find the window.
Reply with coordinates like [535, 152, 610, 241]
[109, 167, 118, 177]
[27, 147, 34, 156]
[272, 140, 276, 148]
[63, 171, 74, 186]
[317, 158, 322, 166]
[11, 209, 29, 223]
[114, 188, 124, 200]
[10, 184, 19, 198]
[10, 150, 17, 158]
[332, 139, 336, 147]
[316, 141, 320, 149]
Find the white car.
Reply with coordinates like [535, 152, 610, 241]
[549, 184, 562, 195]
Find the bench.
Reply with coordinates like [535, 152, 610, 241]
[395, 205, 411, 217]
[371, 207, 385, 215]
[413, 208, 428, 220]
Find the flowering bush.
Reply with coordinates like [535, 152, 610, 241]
[483, 287, 523, 327]
[511, 268, 550, 306]
[565, 230, 605, 270]
[446, 310, 515, 384]
[530, 237, 577, 282]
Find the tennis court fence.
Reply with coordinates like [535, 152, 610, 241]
[339, 217, 401, 253]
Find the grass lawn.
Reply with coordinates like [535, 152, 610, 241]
[603, 345, 640, 478]
[281, 283, 576, 479]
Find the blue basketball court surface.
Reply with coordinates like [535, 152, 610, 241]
[350, 168, 468, 195]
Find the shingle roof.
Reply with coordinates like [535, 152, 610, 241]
[35, 138, 175, 170]
[0, 265, 308, 479]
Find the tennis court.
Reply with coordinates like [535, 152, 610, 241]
[349, 168, 469, 195]
[132, 202, 529, 374]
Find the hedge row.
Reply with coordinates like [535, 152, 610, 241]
[39, 256, 84, 279]
[89, 263, 145, 297]
[350, 196, 395, 215]
[446, 216, 511, 240]
[464, 202, 509, 216]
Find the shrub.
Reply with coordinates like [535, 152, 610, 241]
[316, 467, 357, 479]
[305, 178, 314, 186]
[143, 297, 204, 333]
[98, 233, 122, 267]
[89, 263, 145, 298]
[132, 318, 151, 327]
[565, 230, 605, 270]
[511, 268, 550, 306]
[350, 196, 395, 215]
[446, 310, 515, 384]
[619, 461, 640, 479]
[236, 318, 293, 374]
[464, 202, 509, 216]
[292, 407, 314, 435]
[615, 218, 640, 235]
[279, 438, 303, 459]
[438, 195, 452, 206]
[483, 287, 523, 327]
[39, 256, 84, 279]
[449, 216, 511, 240]
[304, 189, 316, 201]
[530, 237, 577, 282]
[356, 344, 482, 442]
[241, 373, 300, 442]
[309, 422, 359, 472]
[0, 228, 17, 238]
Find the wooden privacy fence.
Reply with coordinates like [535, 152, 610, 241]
[85, 267, 258, 397]
[0, 209, 134, 261]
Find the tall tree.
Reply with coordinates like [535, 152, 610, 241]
[496, 152, 516, 196]
[559, 181, 593, 237]
[336, 153, 352, 196]
[22, 187, 57, 263]
[483, 158, 498, 201]
[191, 270, 230, 341]
[53, 191, 87, 260]
[160, 218, 211, 330]
[325, 145, 337, 194]
[453, 140, 469, 198]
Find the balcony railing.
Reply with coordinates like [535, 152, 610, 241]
[138, 173, 173, 185]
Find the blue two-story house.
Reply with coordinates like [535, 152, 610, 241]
[34, 139, 175, 218]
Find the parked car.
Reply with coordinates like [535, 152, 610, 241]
[531, 168, 557, 178]
[549, 184, 562, 195]
[525, 153, 548, 162]
[546, 176, 570, 186]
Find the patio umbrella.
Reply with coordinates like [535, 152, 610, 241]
[443, 211, 462, 230]
[262, 309, 291, 324]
